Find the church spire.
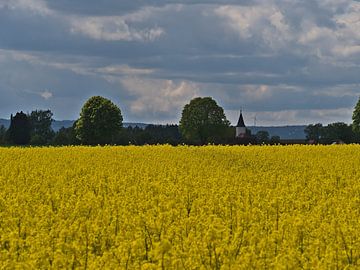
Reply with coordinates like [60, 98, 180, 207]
[236, 110, 246, 127]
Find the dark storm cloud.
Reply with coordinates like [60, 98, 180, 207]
[46, 0, 254, 15]
[0, 9, 70, 52]
[0, 0, 359, 124]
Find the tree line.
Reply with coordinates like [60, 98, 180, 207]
[303, 98, 360, 144]
[0, 96, 236, 146]
[2, 95, 360, 146]
[304, 123, 357, 144]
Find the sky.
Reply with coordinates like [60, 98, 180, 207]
[0, 0, 360, 126]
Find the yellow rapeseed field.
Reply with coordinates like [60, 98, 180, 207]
[0, 145, 360, 269]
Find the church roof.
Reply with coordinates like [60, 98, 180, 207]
[236, 111, 246, 127]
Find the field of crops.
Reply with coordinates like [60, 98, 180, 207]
[0, 145, 360, 269]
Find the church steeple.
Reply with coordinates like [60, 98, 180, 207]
[235, 110, 247, 138]
[236, 110, 246, 127]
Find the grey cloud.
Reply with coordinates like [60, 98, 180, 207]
[46, 0, 254, 15]
[200, 83, 357, 113]
[0, 9, 71, 52]
[0, 52, 133, 119]
[1, 0, 360, 124]
[228, 108, 354, 126]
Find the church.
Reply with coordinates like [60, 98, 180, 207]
[236, 110, 247, 138]
[234, 110, 255, 144]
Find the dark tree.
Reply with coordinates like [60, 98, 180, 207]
[144, 125, 183, 145]
[29, 109, 55, 145]
[179, 97, 230, 145]
[352, 97, 360, 136]
[75, 96, 123, 145]
[256, 130, 270, 144]
[118, 126, 151, 146]
[52, 126, 79, 146]
[0, 125, 7, 145]
[7, 111, 31, 145]
[321, 122, 354, 144]
[270, 135, 281, 145]
[305, 123, 323, 143]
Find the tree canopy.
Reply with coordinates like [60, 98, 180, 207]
[179, 97, 230, 144]
[352, 97, 360, 136]
[304, 123, 323, 142]
[0, 125, 6, 145]
[7, 111, 31, 145]
[75, 96, 123, 145]
[305, 122, 356, 144]
[256, 130, 270, 144]
[321, 122, 354, 144]
[29, 110, 55, 145]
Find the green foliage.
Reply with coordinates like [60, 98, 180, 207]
[179, 97, 230, 145]
[305, 122, 356, 144]
[53, 126, 79, 146]
[29, 110, 55, 145]
[305, 123, 323, 142]
[321, 122, 354, 144]
[0, 125, 7, 145]
[256, 130, 270, 144]
[143, 125, 182, 145]
[75, 96, 123, 145]
[7, 111, 31, 145]
[352, 97, 360, 135]
[270, 135, 281, 144]
[114, 125, 183, 146]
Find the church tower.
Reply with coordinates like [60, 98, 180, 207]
[236, 110, 246, 138]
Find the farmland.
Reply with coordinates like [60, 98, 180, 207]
[0, 145, 360, 269]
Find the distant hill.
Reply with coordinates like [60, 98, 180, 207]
[248, 126, 307, 140]
[123, 122, 148, 129]
[0, 119, 9, 129]
[0, 118, 307, 139]
[0, 119, 148, 132]
[52, 121, 148, 131]
[51, 120, 75, 131]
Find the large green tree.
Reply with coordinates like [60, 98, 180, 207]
[75, 96, 123, 145]
[352, 97, 360, 136]
[29, 109, 55, 145]
[7, 111, 31, 145]
[179, 97, 230, 144]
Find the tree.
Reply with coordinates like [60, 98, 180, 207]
[256, 130, 270, 144]
[0, 125, 6, 145]
[352, 97, 360, 136]
[53, 126, 79, 146]
[304, 123, 323, 143]
[179, 97, 230, 145]
[144, 125, 183, 145]
[270, 135, 281, 145]
[7, 111, 31, 145]
[321, 122, 354, 144]
[75, 96, 123, 145]
[29, 110, 55, 145]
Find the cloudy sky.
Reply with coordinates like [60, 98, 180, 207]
[0, 0, 359, 125]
